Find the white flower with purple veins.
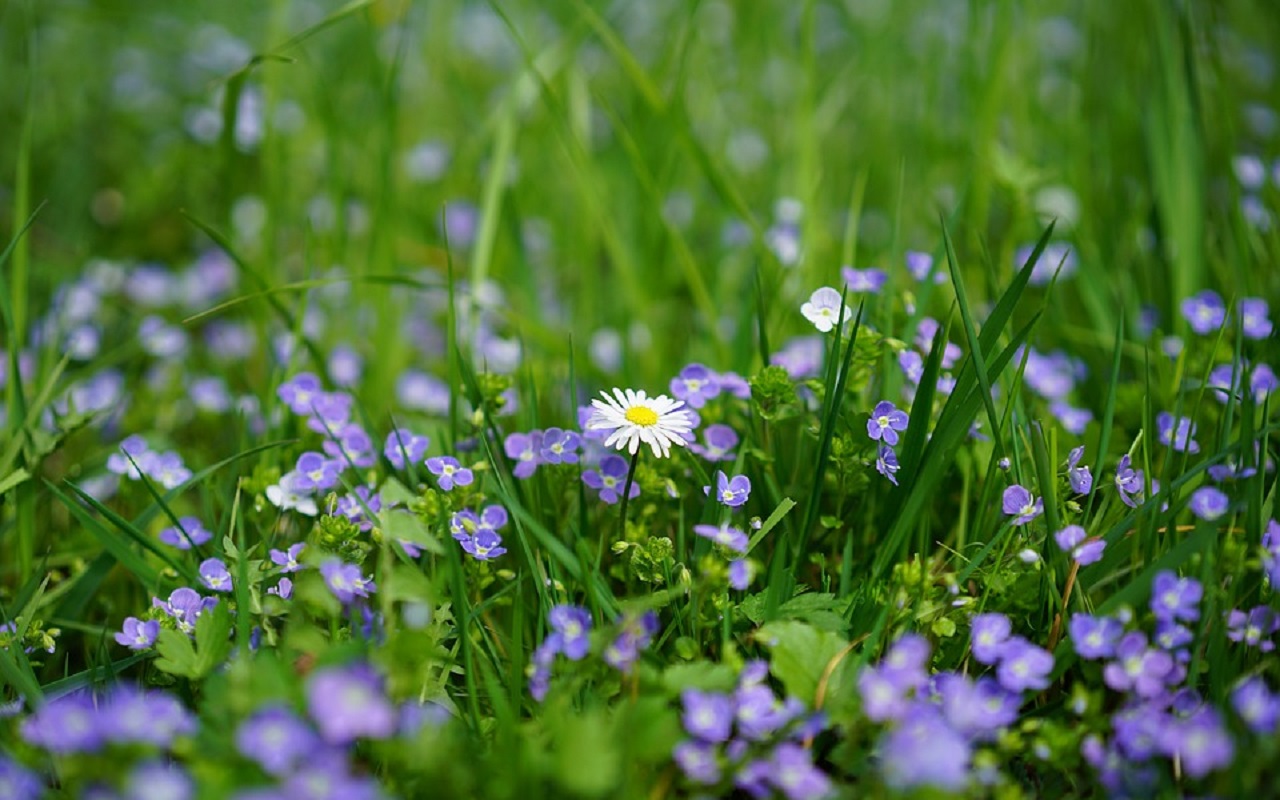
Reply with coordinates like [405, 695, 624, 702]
[265, 471, 319, 517]
[800, 287, 851, 333]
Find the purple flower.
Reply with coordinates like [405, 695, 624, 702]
[670, 363, 721, 409]
[603, 611, 658, 673]
[858, 665, 914, 723]
[270, 543, 306, 573]
[125, 761, 194, 800]
[1114, 455, 1153, 508]
[115, 616, 160, 650]
[995, 637, 1053, 693]
[1066, 446, 1092, 494]
[1181, 290, 1226, 335]
[319, 559, 375, 604]
[106, 434, 153, 478]
[269, 577, 293, 599]
[1069, 614, 1124, 660]
[278, 372, 323, 415]
[1151, 571, 1202, 623]
[305, 663, 397, 744]
[539, 427, 580, 465]
[840, 266, 887, 294]
[0, 754, 42, 800]
[906, 250, 945, 283]
[425, 456, 473, 491]
[1189, 486, 1229, 521]
[716, 370, 752, 399]
[1054, 525, 1087, 552]
[706, 471, 751, 507]
[1240, 297, 1274, 339]
[1155, 620, 1194, 653]
[1071, 539, 1106, 566]
[915, 319, 963, 369]
[879, 704, 971, 792]
[582, 454, 640, 504]
[689, 423, 739, 462]
[938, 674, 1019, 739]
[1231, 677, 1280, 735]
[148, 451, 192, 489]
[1001, 485, 1043, 525]
[970, 613, 1012, 666]
[321, 424, 376, 469]
[383, 428, 429, 469]
[304, 391, 354, 435]
[1226, 606, 1278, 651]
[729, 559, 751, 590]
[1103, 632, 1175, 698]
[549, 605, 591, 660]
[504, 431, 542, 478]
[153, 587, 216, 634]
[673, 740, 720, 784]
[1159, 706, 1234, 779]
[102, 686, 196, 746]
[882, 634, 931, 688]
[693, 522, 748, 554]
[1051, 401, 1093, 436]
[459, 528, 507, 561]
[334, 486, 381, 532]
[199, 558, 233, 592]
[874, 445, 900, 486]
[20, 693, 104, 754]
[158, 516, 213, 550]
[292, 452, 341, 492]
[769, 741, 832, 800]
[236, 706, 321, 776]
[867, 400, 909, 446]
[898, 350, 924, 385]
[681, 689, 734, 742]
[1156, 412, 1199, 454]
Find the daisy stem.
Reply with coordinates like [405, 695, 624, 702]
[617, 449, 641, 537]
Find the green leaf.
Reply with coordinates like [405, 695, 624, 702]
[757, 620, 850, 704]
[380, 509, 444, 555]
[154, 603, 233, 680]
[0, 467, 30, 495]
[553, 708, 621, 797]
[659, 662, 739, 695]
[153, 630, 199, 679]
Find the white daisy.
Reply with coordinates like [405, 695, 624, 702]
[585, 388, 694, 459]
[800, 286, 850, 333]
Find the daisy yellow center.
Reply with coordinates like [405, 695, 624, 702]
[625, 406, 659, 426]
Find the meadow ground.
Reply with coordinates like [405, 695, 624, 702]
[1, 1, 1279, 797]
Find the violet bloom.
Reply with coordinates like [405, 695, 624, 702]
[0, 755, 42, 800]
[906, 250, 945, 283]
[425, 456, 473, 491]
[383, 428, 429, 470]
[995, 637, 1053, 693]
[1181, 290, 1226, 335]
[321, 424, 376, 469]
[1226, 606, 1278, 651]
[1159, 706, 1234, 779]
[688, 423, 739, 462]
[1154, 620, 1194, 655]
[504, 431, 542, 478]
[148, 452, 192, 489]
[716, 370, 752, 399]
[769, 741, 832, 800]
[734, 684, 797, 741]
[603, 611, 658, 673]
[270, 542, 306, 573]
[199, 558, 233, 592]
[268, 578, 293, 600]
[1054, 525, 1087, 552]
[1240, 297, 1274, 339]
[20, 693, 105, 754]
[1156, 412, 1199, 454]
[335, 486, 381, 531]
[1231, 677, 1280, 735]
[304, 391, 354, 435]
[265, 471, 319, 517]
[236, 706, 322, 776]
[1103, 632, 1175, 698]
[582, 455, 640, 504]
[881, 634, 931, 687]
[1069, 614, 1124, 660]
[293, 452, 340, 492]
[1002, 485, 1043, 525]
[278, 372, 323, 415]
[729, 559, 752, 590]
[693, 522, 748, 555]
[670, 363, 721, 409]
[125, 761, 194, 800]
[549, 605, 591, 660]
[878, 704, 971, 792]
[706, 471, 751, 507]
[867, 400, 909, 446]
[1151, 571, 1202, 623]
[1114, 455, 1149, 508]
[875, 445, 900, 486]
[115, 617, 159, 650]
[1066, 446, 1092, 494]
[459, 528, 507, 561]
[539, 427, 580, 465]
[319, 559, 374, 604]
[306, 663, 397, 744]
[154, 587, 216, 634]
[1189, 486, 1229, 521]
[681, 689, 734, 743]
[970, 613, 1012, 666]
[1051, 401, 1093, 436]
[858, 665, 914, 723]
[673, 741, 720, 785]
[158, 516, 213, 550]
[898, 350, 924, 385]
[938, 674, 1020, 740]
[840, 266, 888, 294]
[102, 686, 197, 746]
